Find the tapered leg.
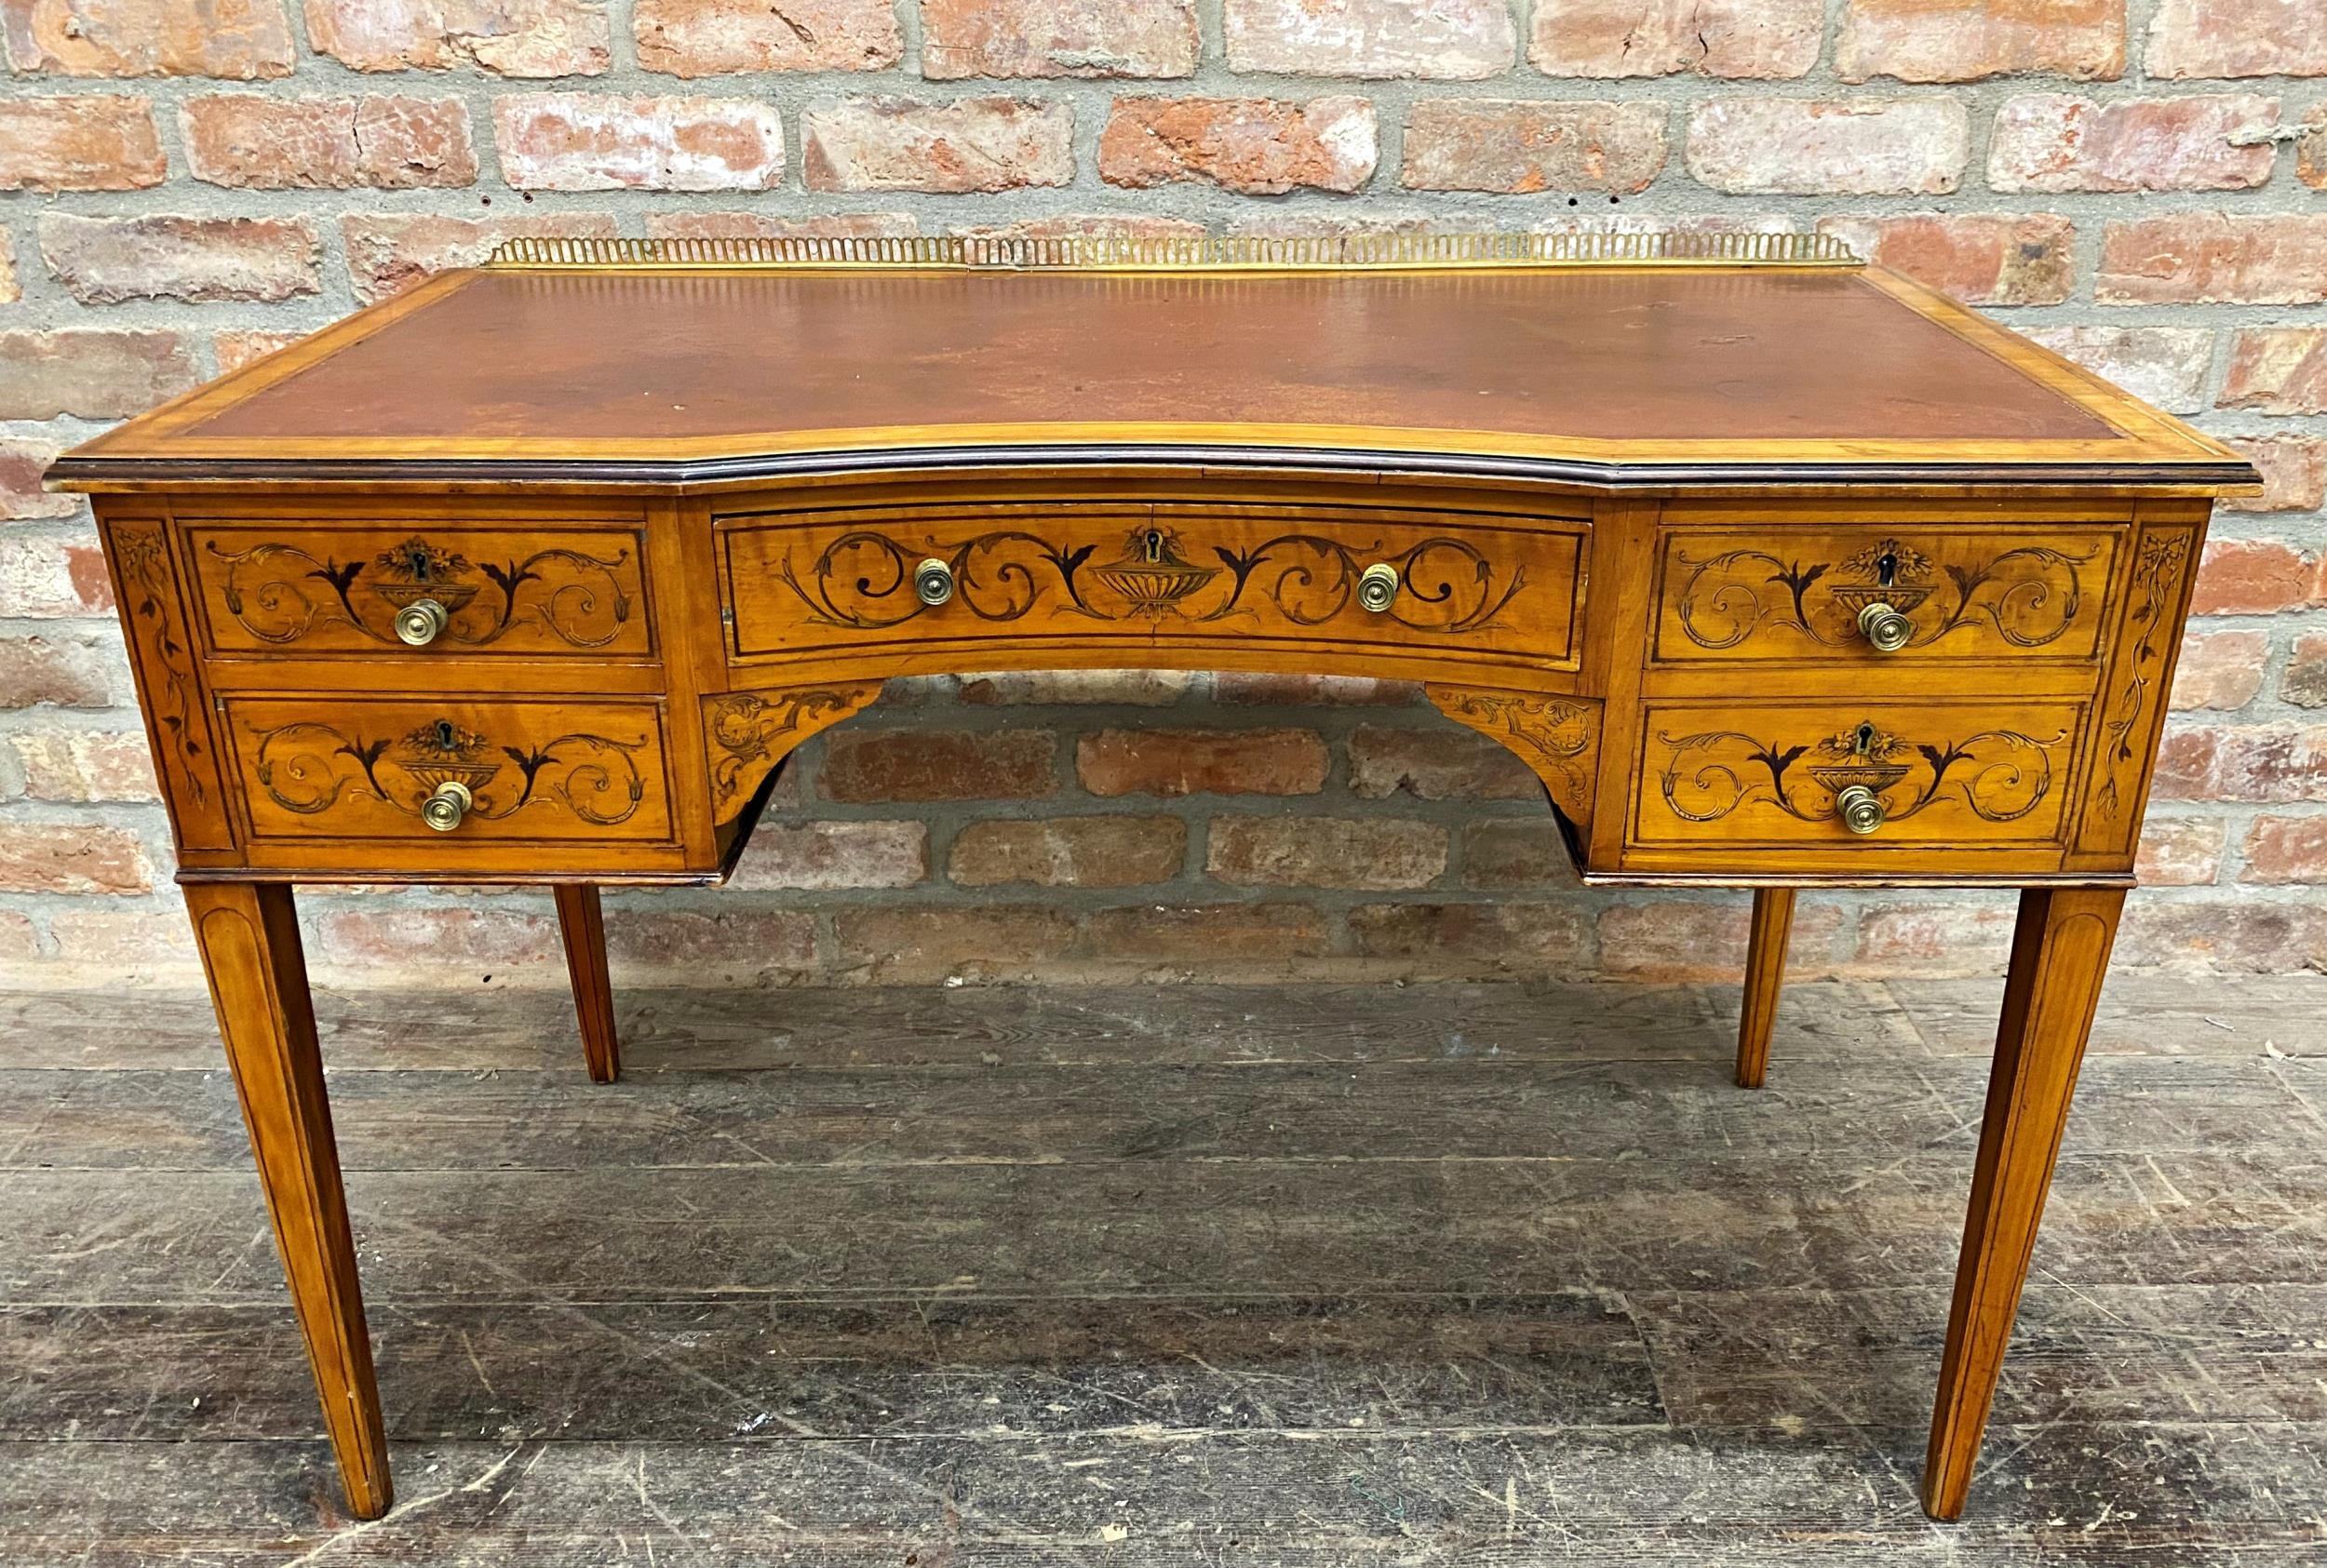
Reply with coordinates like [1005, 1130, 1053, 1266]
[1735, 888, 1796, 1089]
[184, 882, 391, 1520]
[1922, 886, 2125, 1521]
[556, 883, 619, 1083]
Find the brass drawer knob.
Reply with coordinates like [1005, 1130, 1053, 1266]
[1357, 562, 1400, 612]
[914, 557, 955, 607]
[1835, 784, 1887, 836]
[420, 780, 473, 832]
[1855, 600, 1915, 652]
[393, 596, 450, 646]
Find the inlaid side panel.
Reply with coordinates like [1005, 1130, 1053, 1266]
[101, 516, 236, 852]
[1426, 686, 1601, 832]
[2075, 516, 2206, 864]
[702, 683, 882, 826]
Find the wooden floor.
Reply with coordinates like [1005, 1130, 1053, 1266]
[3, 974, 2324, 1565]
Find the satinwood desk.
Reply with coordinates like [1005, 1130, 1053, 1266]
[51, 232, 2257, 1522]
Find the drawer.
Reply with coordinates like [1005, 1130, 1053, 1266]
[1632, 698, 2086, 851]
[720, 502, 1587, 672]
[1650, 523, 2120, 665]
[187, 521, 652, 658]
[222, 696, 674, 844]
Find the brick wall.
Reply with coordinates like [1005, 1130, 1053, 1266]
[3, 0, 2324, 986]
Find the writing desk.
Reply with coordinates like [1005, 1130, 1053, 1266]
[51, 232, 2256, 1522]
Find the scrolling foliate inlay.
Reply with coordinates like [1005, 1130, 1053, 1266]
[111, 522, 233, 847]
[1427, 686, 1601, 829]
[704, 684, 882, 824]
[780, 527, 1525, 634]
[251, 717, 648, 825]
[2094, 529, 2192, 829]
[207, 535, 636, 649]
[1657, 720, 2062, 829]
[1673, 537, 2095, 653]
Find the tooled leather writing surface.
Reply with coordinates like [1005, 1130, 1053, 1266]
[186, 268, 2118, 449]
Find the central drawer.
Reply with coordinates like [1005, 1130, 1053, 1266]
[718, 501, 1588, 674]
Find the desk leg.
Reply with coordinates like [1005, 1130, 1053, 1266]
[555, 884, 619, 1083]
[1922, 886, 2123, 1521]
[1735, 888, 1795, 1089]
[185, 882, 392, 1521]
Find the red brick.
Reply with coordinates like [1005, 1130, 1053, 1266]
[729, 820, 928, 890]
[1850, 899, 2016, 974]
[803, 95, 1075, 192]
[213, 330, 303, 375]
[2137, 815, 2226, 886]
[923, 0, 1195, 78]
[1348, 725, 1536, 799]
[1215, 673, 1425, 705]
[2189, 539, 2317, 615]
[2222, 437, 2327, 515]
[2098, 214, 2327, 306]
[1226, 0, 1513, 78]
[1529, 0, 1821, 79]
[0, 820, 151, 893]
[0, 535, 114, 616]
[605, 908, 816, 972]
[821, 728, 1057, 802]
[636, 0, 899, 74]
[1347, 902, 1589, 972]
[1600, 898, 1838, 980]
[832, 905, 1077, 981]
[2287, 634, 2327, 708]
[2116, 901, 2327, 972]
[0, 635, 120, 708]
[341, 213, 620, 304]
[950, 215, 1210, 242]
[1205, 815, 1446, 890]
[494, 93, 783, 191]
[1686, 99, 1969, 195]
[1989, 94, 2276, 193]
[646, 211, 919, 241]
[2170, 629, 2267, 710]
[1837, 0, 2124, 83]
[2304, 106, 2327, 190]
[305, 0, 611, 74]
[2242, 816, 2327, 883]
[311, 905, 558, 970]
[1100, 96, 1378, 194]
[1082, 903, 1327, 963]
[1818, 213, 2073, 304]
[0, 0, 292, 76]
[2024, 326, 2213, 415]
[2206, 725, 2327, 803]
[8, 730, 158, 801]
[1078, 727, 1326, 797]
[948, 816, 1186, 886]
[2221, 328, 2327, 417]
[182, 93, 475, 188]
[957, 667, 1192, 704]
[1460, 818, 1576, 889]
[0, 96, 165, 191]
[1401, 100, 1666, 193]
[38, 215, 319, 304]
[2149, 726, 2218, 802]
[2146, 0, 2327, 79]
[0, 438, 75, 521]
[45, 905, 198, 969]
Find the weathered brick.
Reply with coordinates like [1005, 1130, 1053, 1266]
[803, 96, 1074, 193]
[2146, 0, 2327, 79]
[2170, 629, 2267, 710]
[950, 215, 1211, 242]
[0, 228, 14, 304]
[957, 667, 1191, 704]
[182, 94, 475, 188]
[1078, 727, 1327, 797]
[46, 905, 200, 968]
[0, 910, 37, 963]
[213, 330, 303, 374]
[1206, 816, 1446, 890]
[0, 96, 164, 191]
[2116, 900, 2327, 972]
[1818, 213, 2072, 305]
[2287, 634, 2327, 708]
[2023, 326, 2213, 414]
[0, 330, 198, 421]
[2190, 539, 2317, 615]
[2221, 328, 2327, 417]
[2149, 726, 2219, 802]
[833, 905, 1077, 981]
[2137, 815, 2225, 886]
[1849, 900, 2015, 974]
[2303, 106, 2327, 190]
[0, 635, 120, 708]
[2223, 437, 2327, 516]
[1100, 96, 1377, 194]
[1601, 898, 1838, 980]
[1686, 99, 1969, 195]
[1, 0, 292, 76]
[2204, 725, 2327, 802]
[341, 213, 619, 303]
[1989, 94, 2275, 193]
[636, 0, 898, 75]
[38, 215, 319, 304]
[0, 820, 152, 893]
[1460, 819, 1575, 889]
[494, 93, 782, 191]
[821, 728, 1057, 802]
[729, 820, 928, 890]
[645, 211, 919, 240]
[1225, 0, 1513, 79]
[1529, 0, 1821, 79]
[2098, 214, 2327, 306]
[1837, 0, 2124, 83]
[948, 816, 1186, 886]
[7, 730, 158, 801]
[0, 535, 114, 617]
[1348, 902, 1589, 970]
[1215, 673, 1425, 705]
[1348, 725, 1535, 800]
[1082, 903, 1328, 963]
[304, 0, 611, 75]
[1401, 100, 1666, 194]
[2241, 816, 2327, 884]
[311, 905, 558, 970]
[1, 439, 75, 521]
[923, 0, 1195, 78]
[605, 908, 816, 972]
